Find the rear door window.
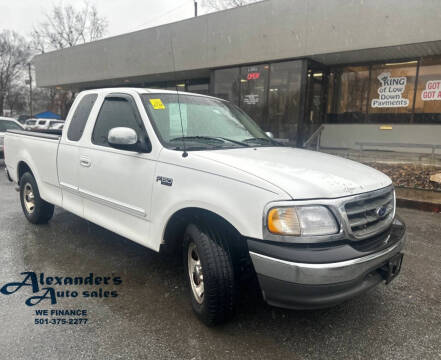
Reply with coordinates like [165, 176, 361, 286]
[67, 94, 98, 141]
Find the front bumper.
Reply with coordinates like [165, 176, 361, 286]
[248, 217, 406, 309]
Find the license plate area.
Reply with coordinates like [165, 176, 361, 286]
[380, 253, 404, 284]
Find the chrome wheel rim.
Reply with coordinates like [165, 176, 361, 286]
[187, 242, 204, 304]
[23, 183, 35, 214]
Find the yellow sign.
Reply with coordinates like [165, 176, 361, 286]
[379, 125, 393, 130]
[149, 98, 165, 110]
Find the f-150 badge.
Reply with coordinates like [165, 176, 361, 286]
[156, 176, 173, 186]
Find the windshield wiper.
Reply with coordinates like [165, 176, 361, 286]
[243, 137, 280, 146]
[170, 136, 249, 147]
[169, 136, 224, 143]
[215, 137, 249, 147]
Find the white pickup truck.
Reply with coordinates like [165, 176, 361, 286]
[4, 88, 406, 325]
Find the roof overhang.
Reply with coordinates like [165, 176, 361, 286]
[34, 0, 441, 88]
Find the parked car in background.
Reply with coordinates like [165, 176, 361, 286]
[24, 119, 38, 131]
[32, 119, 64, 133]
[48, 120, 65, 131]
[34, 119, 51, 131]
[0, 117, 23, 158]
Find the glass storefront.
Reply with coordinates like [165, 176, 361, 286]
[213, 67, 240, 105]
[368, 61, 417, 123]
[240, 64, 269, 126]
[414, 56, 441, 123]
[138, 55, 441, 146]
[213, 60, 305, 143]
[268, 61, 303, 141]
[327, 66, 370, 122]
[326, 57, 441, 125]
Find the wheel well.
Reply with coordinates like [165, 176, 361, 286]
[17, 161, 33, 183]
[161, 208, 250, 267]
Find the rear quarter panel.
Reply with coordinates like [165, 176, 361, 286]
[4, 133, 62, 206]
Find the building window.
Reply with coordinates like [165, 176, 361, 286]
[239, 64, 269, 127]
[367, 61, 417, 123]
[268, 60, 303, 141]
[414, 56, 441, 123]
[327, 60, 419, 124]
[213, 67, 240, 105]
[327, 66, 369, 123]
[187, 80, 209, 95]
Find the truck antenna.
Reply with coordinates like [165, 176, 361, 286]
[169, 36, 188, 158]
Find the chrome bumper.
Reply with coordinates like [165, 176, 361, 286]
[250, 232, 406, 286]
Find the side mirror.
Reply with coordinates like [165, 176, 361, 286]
[265, 131, 274, 139]
[108, 127, 139, 151]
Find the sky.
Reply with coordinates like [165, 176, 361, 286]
[0, 0, 202, 39]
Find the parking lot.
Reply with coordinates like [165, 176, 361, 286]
[0, 159, 440, 360]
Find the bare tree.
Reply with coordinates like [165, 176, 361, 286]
[0, 30, 30, 116]
[202, 0, 261, 11]
[31, 2, 108, 117]
[31, 2, 107, 53]
[5, 83, 28, 115]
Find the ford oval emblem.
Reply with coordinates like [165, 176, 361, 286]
[376, 206, 387, 218]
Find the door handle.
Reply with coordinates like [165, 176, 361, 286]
[80, 156, 91, 168]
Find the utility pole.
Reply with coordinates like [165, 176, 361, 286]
[194, 0, 198, 17]
[28, 63, 33, 117]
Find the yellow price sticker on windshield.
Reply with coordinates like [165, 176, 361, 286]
[149, 98, 165, 110]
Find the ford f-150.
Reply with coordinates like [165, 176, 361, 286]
[4, 88, 406, 325]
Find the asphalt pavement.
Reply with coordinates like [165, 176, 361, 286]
[0, 159, 440, 360]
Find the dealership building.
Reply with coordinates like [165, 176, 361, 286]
[34, 0, 441, 151]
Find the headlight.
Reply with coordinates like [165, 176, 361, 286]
[267, 206, 338, 236]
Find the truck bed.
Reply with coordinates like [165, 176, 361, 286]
[4, 129, 62, 207]
[7, 129, 61, 140]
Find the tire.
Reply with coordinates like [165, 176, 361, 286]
[19, 172, 54, 224]
[183, 221, 236, 326]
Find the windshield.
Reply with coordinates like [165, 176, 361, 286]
[0, 120, 22, 132]
[141, 93, 280, 150]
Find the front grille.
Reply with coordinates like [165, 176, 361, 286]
[344, 188, 395, 238]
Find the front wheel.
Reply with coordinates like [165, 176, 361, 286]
[19, 172, 54, 224]
[183, 222, 236, 326]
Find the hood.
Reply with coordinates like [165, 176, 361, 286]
[194, 147, 391, 199]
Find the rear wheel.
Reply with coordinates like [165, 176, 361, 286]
[183, 222, 236, 326]
[20, 172, 54, 224]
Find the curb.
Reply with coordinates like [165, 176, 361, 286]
[397, 197, 441, 213]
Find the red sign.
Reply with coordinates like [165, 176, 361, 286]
[247, 72, 261, 80]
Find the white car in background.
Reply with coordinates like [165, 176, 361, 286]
[24, 119, 38, 131]
[34, 119, 51, 131]
[0, 117, 23, 158]
[48, 120, 65, 131]
[33, 119, 64, 132]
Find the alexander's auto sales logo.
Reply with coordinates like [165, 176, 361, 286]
[0, 271, 122, 306]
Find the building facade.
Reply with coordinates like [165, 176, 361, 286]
[34, 0, 441, 149]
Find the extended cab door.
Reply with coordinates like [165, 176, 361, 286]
[57, 93, 98, 217]
[78, 93, 157, 248]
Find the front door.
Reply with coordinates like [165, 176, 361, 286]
[79, 94, 157, 248]
[302, 64, 328, 145]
